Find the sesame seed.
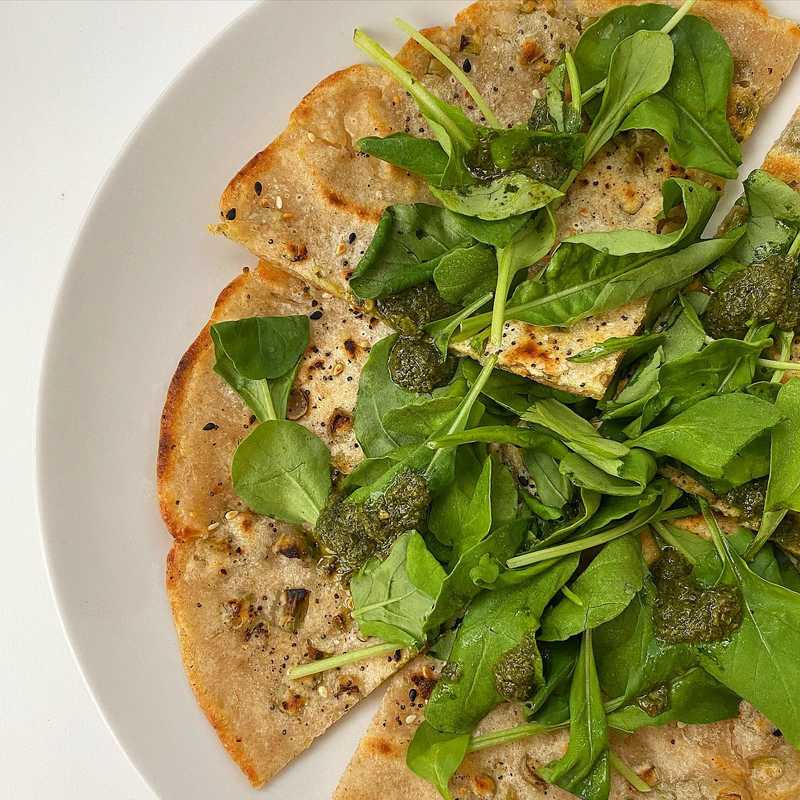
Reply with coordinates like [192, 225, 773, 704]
[318, 685, 328, 698]
[333, 361, 345, 376]
[225, 510, 239, 521]
[336, 242, 347, 256]
[207, 522, 220, 531]
[405, 714, 417, 724]
[275, 195, 283, 209]
[307, 132, 316, 142]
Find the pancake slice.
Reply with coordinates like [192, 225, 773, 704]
[158, 263, 413, 787]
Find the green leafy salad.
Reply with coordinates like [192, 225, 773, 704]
[208, 2, 800, 798]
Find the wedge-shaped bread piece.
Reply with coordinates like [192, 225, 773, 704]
[215, 0, 800, 397]
[158, 263, 412, 787]
[336, 652, 800, 800]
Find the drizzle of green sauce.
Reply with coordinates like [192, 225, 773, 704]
[652, 549, 742, 644]
[722, 478, 767, 521]
[635, 683, 670, 718]
[705, 255, 799, 338]
[388, 334, 457, 393]
[376, 282, 454, 335]
[313, 469, 431, 575]
[493, 631, 542, 702]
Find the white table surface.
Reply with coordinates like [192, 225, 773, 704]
[0, 3, 253, 797]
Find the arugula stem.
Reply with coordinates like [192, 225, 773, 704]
[256, 380, 277, 422]
[561, 585, 584, 606]
[393, 18, 501, 128]
[508, 523, 636, 569]
[489, 248, 515, 348]
[579, 0, 696, 105]
[446, 354, 498, 436]
[286, 641, 405, 680]
[652, 520, 697, 564]
[699, 497, 727, 564]
[353, 29, 473, 151]
[610, 751, 653, 793]
[745, 508, 788, 562]
[789, 227, 800, 259]
[564, 52, 581, 116]
[467, 721, 562, 753]
[771, 330, 795, 383]
[757, 358, 800, 372]
[660, 0, 698, 34]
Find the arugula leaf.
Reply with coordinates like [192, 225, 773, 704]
[620, 15, 740, 178]
[427, 292, 493, 358]
[764, 378, 800, 514]
[351, 531, 445, 647]
[526, 640, 578, 720]
[430, 174, 562, 221]
[383, 396, 466, 448]
[425, 555, 578, 734]
[427, 518, 528, 632]
[699, 504, 800, 747]
[428, 445, 485, 548]
[635, 337, 772, 429]
[538, 631, 610, 800]
[583, 29, 674, 161]
[353, 29, 477, 188]
[358, 133, 448, 185]
[406, 723, 470, 800]
[541, 536, 646, 641]
[231, 420, 331, 525]
[210, 315, 308, 421]
[531, 488, 602, 549]
[489, 208, 557, 347]
[734, 169, 800, 264]
[568, 332, 665, 364]
[349, 204, 472, 299]
[432, 245, 497, 305]
[526, 449, 573, 509]
[523, 399, 628, 460]
[559, 450, 655, 497]
[500, 197, 738, 329]
[607, 666, 739, 733]
[629, 394, 782, 479]
[593, 579, 697, 705]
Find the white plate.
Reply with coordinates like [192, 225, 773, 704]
[36, 1, 800, 797]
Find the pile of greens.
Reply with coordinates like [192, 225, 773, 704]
[210, 4, 800, 799]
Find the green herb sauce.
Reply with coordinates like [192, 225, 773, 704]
[652, 549, 742, 644]
[493, 631, 542, 702]
[313, 469, 431, 574]
[705, 255, 799, 338]
[465, 129, 572, 188]
[376, 282, 454, 334]
[388, 334, 457, 393]
[635, 683, 670, 718]
[774, 515, 800, 558]
[722, 478, 767, 520]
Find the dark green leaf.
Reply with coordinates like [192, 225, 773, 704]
[406, 723, 470, 800]
[430, 174, 562, 221]
[568, 332, 665, 364]
[541, 535, 646, 640]
[231, 420, 331, 525]
[583, 29, 674, 160]
[432, 245, 497, 304]
[764, 378, 800, 513]
[351, 532, 445, 647]
[349, 204, 472, 299]
[425, 555, 578, 734]
[538, 631, 610, 800]
[629, 394, 782, 479]
[357, 133, 448, 184]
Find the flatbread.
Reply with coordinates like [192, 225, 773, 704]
[158, 263, 415, 787]
[213, 0, 800, 398]
[334, 653, 800, 800]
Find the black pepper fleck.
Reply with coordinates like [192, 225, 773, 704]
[225, 208, 236, 220]
[202, 422, 219, 431]
[309, 310, 323, 320]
